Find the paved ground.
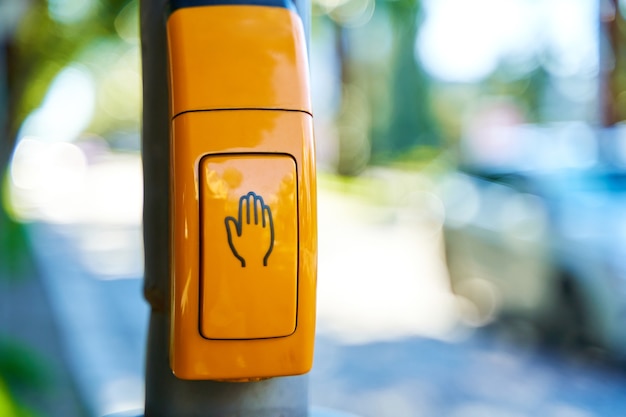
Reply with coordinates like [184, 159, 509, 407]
[311, 335, 626, 417]
[0, 248, 88, 417]
[27, 223, 146, 417]
[6, 169, 626, 416]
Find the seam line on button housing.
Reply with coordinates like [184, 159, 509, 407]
[168, 0, 297, 15]
[172, 108, 313, 121]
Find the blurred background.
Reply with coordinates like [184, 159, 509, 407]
[3, 0, 626, 416]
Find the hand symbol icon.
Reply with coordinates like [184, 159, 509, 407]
[225, 192, 275, 267]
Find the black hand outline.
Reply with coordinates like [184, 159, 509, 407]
[224, 191, 275, 267]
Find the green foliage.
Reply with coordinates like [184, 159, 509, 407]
[0, 180, 50, 416]
[0, 378, 39, 417]
[0, 338, 51, 393]
[8, 0, 137, 137]
[383, 0, 438, 153]
[0, 175, 30, 281]
[320, 0, 440, 175]
[0, 338, 50, 417]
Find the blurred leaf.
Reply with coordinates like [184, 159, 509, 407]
[0, 338, 51, 391]
[4, 0, 137, 172]
[0, 379, 21, 417]
[383, 0, 438, 153]
[0, 378, 40, 417]
[0, 175, 31, 280]
[0, 339, 48, 417]
[10, 0, 136, 122]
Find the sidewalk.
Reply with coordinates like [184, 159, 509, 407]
[28, 222, 146, 417]
[0, 237, 87, 417]
[16, 162, 626, 417]
[21, 172, 460, 416]
[26, 214, 626, 417]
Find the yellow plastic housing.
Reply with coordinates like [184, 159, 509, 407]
[167, 5, 316, 381]
[167, 5, 311, 115]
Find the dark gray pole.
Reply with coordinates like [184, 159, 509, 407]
[139, 1, 310, 416]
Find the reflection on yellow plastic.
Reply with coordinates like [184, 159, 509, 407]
[200, 155, 298, 340]
[167, 5, 311, 116]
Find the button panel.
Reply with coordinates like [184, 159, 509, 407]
[200, 154, 298, 340]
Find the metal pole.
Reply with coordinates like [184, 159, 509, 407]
[139, 1, 310, 416]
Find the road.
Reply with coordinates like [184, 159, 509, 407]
[7, 162, 626, 416]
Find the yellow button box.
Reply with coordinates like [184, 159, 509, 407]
[167, 3, 316, 381]
[200, 155, 298, 340]
[169, 110, 316, 381]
